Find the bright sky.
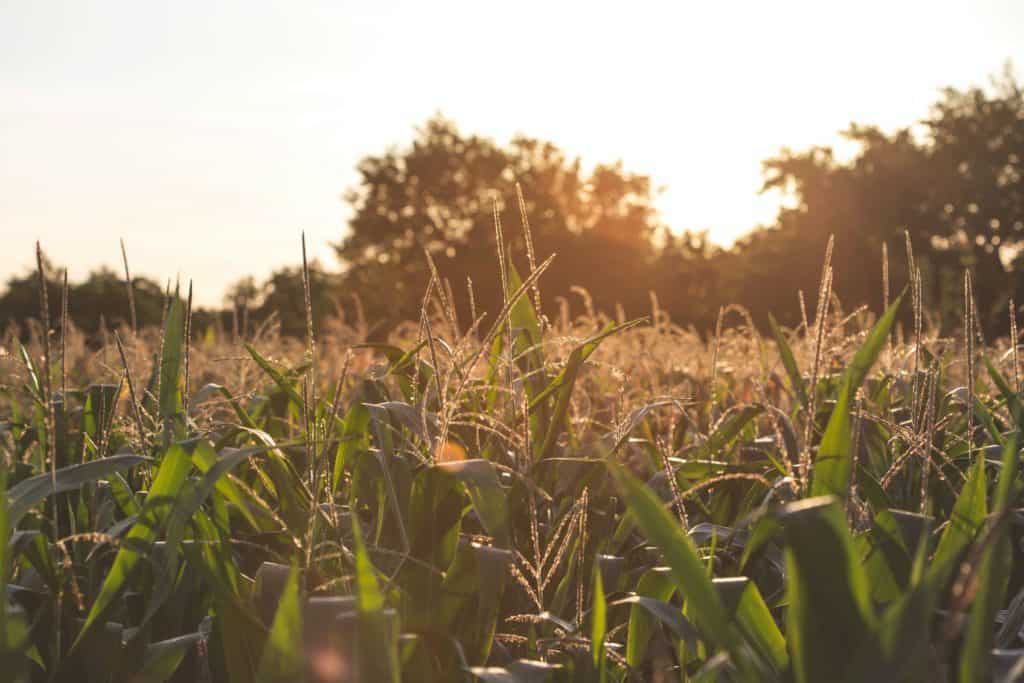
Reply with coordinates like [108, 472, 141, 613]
[2, 2, 1023, 305]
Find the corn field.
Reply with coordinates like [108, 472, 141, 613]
[2, 234, 1024, 682]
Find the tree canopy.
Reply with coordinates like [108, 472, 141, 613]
[734, 68, 1024, 332]
[0, 261, 166, 337]
[334, 116, 673, 329]
[333, 72, 1024, 337]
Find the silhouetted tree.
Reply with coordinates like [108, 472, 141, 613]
[653, 230, 725, 330]
[0, 259, 165, 338]
[736, 68, 1024, 334]
[255, 263, 338, 339]
[221, 264, 339, 339]
[335, 116, 665, 329]
[5, 72, 1022, 341]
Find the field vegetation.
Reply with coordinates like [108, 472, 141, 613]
[3, 224, 1024, 683]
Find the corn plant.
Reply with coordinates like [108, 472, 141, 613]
[2, 231, 1024, 682]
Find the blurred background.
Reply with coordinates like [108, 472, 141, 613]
[3, 1, 1024, 337]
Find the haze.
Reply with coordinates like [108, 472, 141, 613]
[2, 1, 1023, 305]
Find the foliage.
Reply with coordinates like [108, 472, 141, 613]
[2, 68, 1024, 682]
[742, 67, 1024, 332]
[5, 217, 1024, 683]
[0, 261, 166, 337]
[334, 115, 671, 328]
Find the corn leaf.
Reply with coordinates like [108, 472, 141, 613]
[812, 294, 903, 499]
[6, 453, 149, 527]
[72, 441, 194, 652]
[779, 496, 876, 683]
[255, 566, 303, 683]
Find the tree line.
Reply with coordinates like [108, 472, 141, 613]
[4, 69, 1023, 340]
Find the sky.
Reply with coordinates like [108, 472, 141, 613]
[2, 2, 1023, 306]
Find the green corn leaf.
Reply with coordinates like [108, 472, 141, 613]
[439, 542, 513, 664]
[528, 319, 645, 412]
[72, 442, 194, 652]
[779, 496, 876, 683]
[719, 577, 788, 673]
[769, 313, 809, 409]
[535, 345, 583, 462]
[159, 294, 185, 425]
[351, 514, 400, 683]
[532, 321, 643, 464]
[958, 430, 1020, 682]
[590, 559, 607, 679]
[971, 394, 1005, 448]
[484, 333, 503, 402]
[844, 550, 938, 682]
[533, 320, 644, 462]
[256, 565, 304, 683]
[190, 442, 261, 530]
[812, 294, 903, 499]
[354, 341, 430, 400]
[0, 462, 6, 596]
[140, 444, 262, 630]
[506, 264, 550, 454]
[332, 400, 370, 494]
[352, 512, 383, 613]
[618, 565, 675, 667]
[507, 263, 543, 367]
[244, 343, 304, 409]
[983, 354, 1022, 421]
[689, 404, 764, 461]
[617, 593, 701, 652]
[108, 471, 141, 517]
[6, 453, 149, 527]
[81, 384, 120, 448]
[739, 515, 781, 573]
[866, 508, 913, 596]
[619, 566, 695, 666]
[204, 383, 261, 431]
[406, 466, 462, 573]
[15, 341, 44, 406]
[181, 515, 263, 683]
[135, 632, 203, 683]
[927, 450, 987, 592]
[0, 463, 26, 679]
[436, 459, 510, 547]
[236, 427, 310, 532]
[608, 463, 748, 669]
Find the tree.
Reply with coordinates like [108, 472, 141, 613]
[0, 258, 165, 338]
[223, 263, 340, 339]
[335, 116, 665, 329]
[6, 73, 1020, 342]
[69, 267, 166, 334]
[256, 263, 338, 339]
[652, 230, 725, 331]
[733, 68, 1024, 334]
[925, 69, 1024, 327]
